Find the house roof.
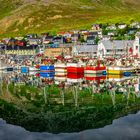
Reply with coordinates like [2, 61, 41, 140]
[75, 45, 98, 53]
[6, 45, 38, 50]
[45, 36, 53, 39]
[100, 40, 134, 50]
[88, 32, 98, 36]
[71, 34, 80, 37]
[27, 38, 41, 42]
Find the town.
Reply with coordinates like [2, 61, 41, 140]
[1, 22, 140, 75]
[1, 21, 140, 137]
[0, 22, 140, 58]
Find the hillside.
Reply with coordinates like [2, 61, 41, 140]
[1, 0, 140, 37]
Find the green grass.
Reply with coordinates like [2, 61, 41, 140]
[0, 91, 139, 133]
[0, 0, 140, 37]
[0, 82, 140, 133]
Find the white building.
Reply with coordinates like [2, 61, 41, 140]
[73, 44, 98, 57]
[130, 22, 140, 29]
[118, 24, 127, 29]
[133, 32, 140, 56]
[97, 40, 134, 58]
[106, 25, 117, 30]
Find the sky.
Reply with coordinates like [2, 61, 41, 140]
[0, 111, 140, 140]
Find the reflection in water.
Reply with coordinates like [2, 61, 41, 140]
[0, 70, 140, 133]
[1, 111, 140, 140]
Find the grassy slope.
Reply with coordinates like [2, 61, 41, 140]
[0, 0, 140, 37]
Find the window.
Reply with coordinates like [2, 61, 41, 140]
[117, 49, 123, 52]
[107, 50, 113, 52]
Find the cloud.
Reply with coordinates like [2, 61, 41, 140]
[1, 112, 140, 140]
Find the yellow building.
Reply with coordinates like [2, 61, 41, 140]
[5, 50, 36, 55]
[44, 47, 72, 57]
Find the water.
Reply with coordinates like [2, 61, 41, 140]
[1, 111, 140, 140]
[1, 70, 140, 135]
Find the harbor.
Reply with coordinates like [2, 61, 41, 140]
[1, 56, 140, 133]
[1, 22, 140, 138]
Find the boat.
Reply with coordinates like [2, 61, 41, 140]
[84, 59, 106, 74]
[21, 66, 29, 73]
[54, 63, 67, 82]
[39, 65, 55, 72]
[0, 66, 6, 71]
[29, 66, 39, 71]
[106, 59, 135, 75]
[67, 63, 84, 73]
[85, 65, 106, 74]
[67, 73, 84, 83]
[21, 66, 38, 73]
[106, 66, 135, 75]
[5, 67, 14, 72]
[54, 63, 67, 75]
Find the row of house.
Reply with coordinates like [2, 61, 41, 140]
[2, 32, 140, 57]
[2, 22, 140, 48]
[73, 32, 140, 58]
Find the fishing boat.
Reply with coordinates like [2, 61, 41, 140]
[54, 63, 67, 82]
[21, 66, 29, 73]
[39, 65, 55, 72]
[106, 66, 135, 75]
[21, 66, 39, 73]
[54, 63, 67, 75]
[67, 73, 84, 83]
[5, 67, 15, 72]
[0, 66, 6, 71]
[67, 63, 84, 73]
[85, 65, 106, 74]
[84, 59, 106, 74]
[29, 66, 39, 71]
[106, 59, 135, 75]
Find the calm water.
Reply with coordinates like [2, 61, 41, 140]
[1, 111, 140, 140]
[1, 70, 140, 139]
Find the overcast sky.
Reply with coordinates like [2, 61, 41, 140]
[0, 111, 140, 140]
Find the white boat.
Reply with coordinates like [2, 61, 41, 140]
[29, 66, 39, 71]
[54, 63, 67, 73]
[54, 63, 67, 82]
[0, 66, 6, 71]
